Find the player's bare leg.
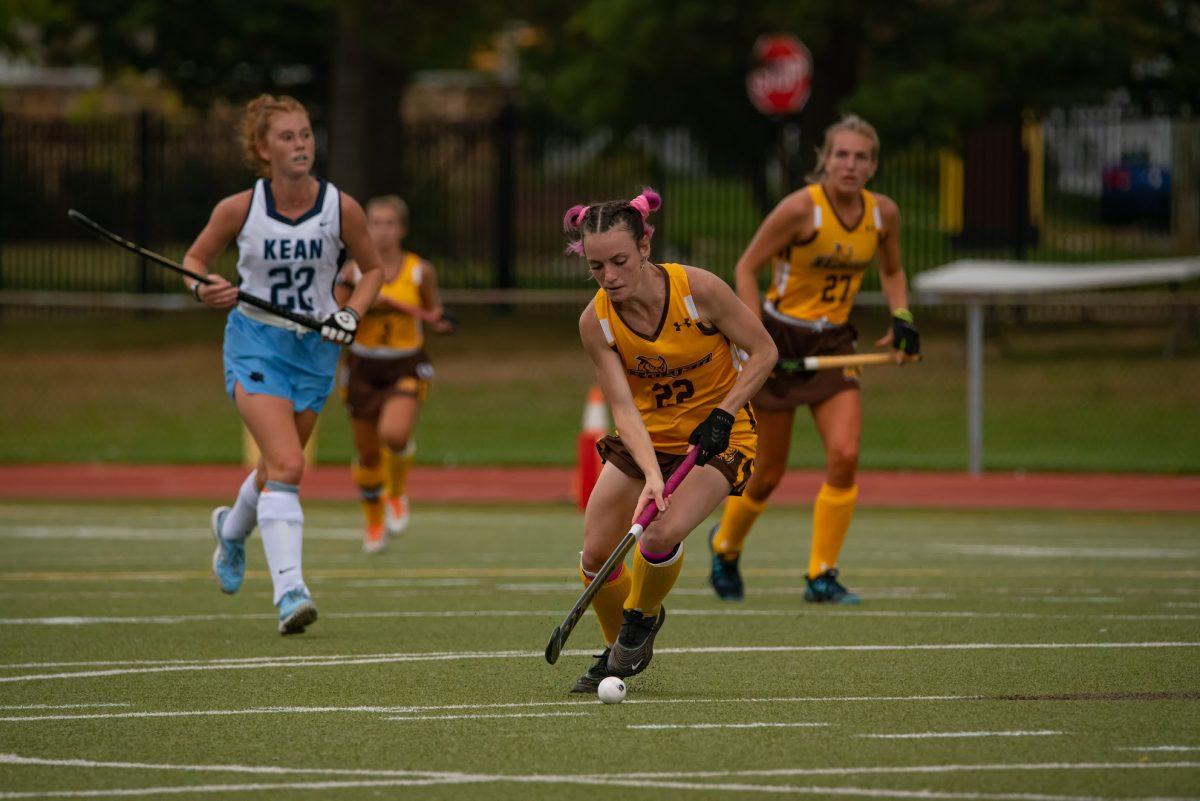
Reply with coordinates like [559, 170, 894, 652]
[610, 464, 730, 678]
[571, 463, 641, 692]
[236, 386, 319, 633]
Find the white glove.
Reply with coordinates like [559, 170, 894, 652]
[320, 307, 360, 344]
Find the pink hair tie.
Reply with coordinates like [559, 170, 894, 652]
[562, 204, 589, 232]
[628, 188, 662, 219]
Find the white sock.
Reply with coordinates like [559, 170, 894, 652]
[221, 470, 261, 542]
[257, 482, 307, 605]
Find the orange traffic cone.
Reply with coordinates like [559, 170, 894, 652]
[573, 385, 609, 510]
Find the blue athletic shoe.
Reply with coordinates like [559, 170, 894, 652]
[804, 568, 860, 605]
[708, 524, 744, 601]
[210, 506, 245, 595]
[277, 588, 318, 635]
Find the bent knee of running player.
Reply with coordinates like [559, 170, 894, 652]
[639, 465, 732, 553]
[580, 465, 641, 572]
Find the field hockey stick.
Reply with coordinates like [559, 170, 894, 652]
[544, 447, 701, 665]
[780, 352, 923, 372]
[67, 209, 324, 332]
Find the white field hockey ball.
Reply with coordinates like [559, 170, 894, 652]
[597, 676, 627, 704]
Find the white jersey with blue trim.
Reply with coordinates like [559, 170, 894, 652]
[235, 178, 345, 324]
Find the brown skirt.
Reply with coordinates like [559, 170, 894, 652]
[341, 350, 433, 420]
[752, 315, 860, 411]
[596, 434, 753, 496]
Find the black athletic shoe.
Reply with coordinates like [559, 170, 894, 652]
[804, 568, 860, 605]
[569, 648, 612, 694]
[606, 607, 667, 678]
[708, 524, 744, 601]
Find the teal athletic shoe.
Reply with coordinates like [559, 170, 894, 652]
[210, 506, 245, 595]
[707, 524, 744, 601]
[277, 588, 318, 635]
[804, 568, 860, 605]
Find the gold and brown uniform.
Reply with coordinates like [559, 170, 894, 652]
[756, 184, 883, 410]
[341, 252, 433, 420]
[593, 263, 756, 494]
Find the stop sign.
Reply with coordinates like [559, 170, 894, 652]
[746, 34, 813, 117]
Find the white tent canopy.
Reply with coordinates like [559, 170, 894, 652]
[912, 257, 1199, 475]
[914, 257, 1200, 296]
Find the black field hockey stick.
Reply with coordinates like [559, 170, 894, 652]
[68, 209, 323, 332]
[544, 447, 700, 665]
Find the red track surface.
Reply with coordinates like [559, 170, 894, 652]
[1, 463, 1197, 512]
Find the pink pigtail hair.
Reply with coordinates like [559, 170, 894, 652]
[628, 187, 661, 240]
[563, 204, 589, 255]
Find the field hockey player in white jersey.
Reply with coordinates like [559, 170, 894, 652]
[182, 94, 384, 635]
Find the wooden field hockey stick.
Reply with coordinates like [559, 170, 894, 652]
[68, 209, 324, 332]
[544, 447, 701, 665]
[779, 352, 923, 372]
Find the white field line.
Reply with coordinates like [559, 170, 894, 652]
[383, 711, 590, 721]
[1, 642, 1198, 684]
[939, 543, 1200, 559]
[0, 695, 976, 723]
[0, 777, 1196, 801]
[0, 752, 452, 778]
[588, 761, 1200, 779]
[0, 704, 130, 711]
[858, 730, 1063, 740]
[3, 754, 1200, 801]
[2, 608, 1198, 627]
[1118, 746, 1200, 752]
[628, 722, 829, 730]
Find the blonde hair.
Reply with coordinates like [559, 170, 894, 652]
[239, 94, 308, 177]
[366, 195, 409, 228]
[806, 115, 881, 183]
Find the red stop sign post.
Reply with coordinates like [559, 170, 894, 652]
[747, 34, 812, 192]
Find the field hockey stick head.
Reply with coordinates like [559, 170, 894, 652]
[544, 625, 563, 664]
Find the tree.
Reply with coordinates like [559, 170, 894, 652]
[522, 0, 1195, 169]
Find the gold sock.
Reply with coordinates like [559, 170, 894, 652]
[384, 442, 415, 499]
[579, 561, 632, 647]
[808, 483, 858, 578]
[625, 544, 684, 618]
[352, 462, 385, 528]
[712, 493, 766, 557]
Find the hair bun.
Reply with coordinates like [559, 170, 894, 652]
[629, 187, 661, 218]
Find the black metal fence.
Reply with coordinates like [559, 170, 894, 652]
[1, 109, 1195, 295]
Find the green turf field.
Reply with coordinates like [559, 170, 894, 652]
[2, 307, 1198, 472]
[0, 501, 1197, 798]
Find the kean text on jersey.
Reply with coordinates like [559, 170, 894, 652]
[263, 239, 324, 261]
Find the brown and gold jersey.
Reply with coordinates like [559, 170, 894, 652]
[765, 184, 883, 324]
[593, 263, 756, 455]
[352, 251, 426, 357]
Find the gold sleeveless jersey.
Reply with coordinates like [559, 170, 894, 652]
[352, 252, 425, 356]
[593, 263, 756, 455]
[765, 184, 883, 324]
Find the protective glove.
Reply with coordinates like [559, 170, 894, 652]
[321, 307, 360, 345]
[891, 308, 920, 356]
[688, 408, 735, 465]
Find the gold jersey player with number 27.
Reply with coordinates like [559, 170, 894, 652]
[708, 115, 920, 606]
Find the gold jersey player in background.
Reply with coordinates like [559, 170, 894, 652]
[336, 196, 454, 553]
[708, 115, 919, 604]
[564, 188, 775, 694]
